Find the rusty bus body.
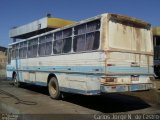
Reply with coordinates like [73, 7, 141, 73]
[7, 13, 154, 98]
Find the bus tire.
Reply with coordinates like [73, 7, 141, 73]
[48, 77, 61, 100]
[12, 72, 20, 87]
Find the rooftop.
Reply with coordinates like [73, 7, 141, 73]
[9, 16, 76, 39]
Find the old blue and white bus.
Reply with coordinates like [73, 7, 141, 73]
[7, 13, 154, 99]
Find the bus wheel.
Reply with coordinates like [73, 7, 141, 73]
[48, 77, 61, 99]
[12, 73, 19, 87]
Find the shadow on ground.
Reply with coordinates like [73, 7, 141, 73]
[17, 82, 151, 113]
[64, 94, 151, 113]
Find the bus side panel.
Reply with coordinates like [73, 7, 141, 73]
[9, 52, 106, 94]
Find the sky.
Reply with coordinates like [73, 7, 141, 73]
[0, 0, 160, 47]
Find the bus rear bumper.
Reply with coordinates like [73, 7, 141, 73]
[100, 83, 153, 93]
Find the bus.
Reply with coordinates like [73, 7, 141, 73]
[153, 27, 160, 78]
[7, 13, 154, 99]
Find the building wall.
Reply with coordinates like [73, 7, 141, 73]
[0, 47, 7, 79]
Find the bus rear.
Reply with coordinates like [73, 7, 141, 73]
[101, 14, 154, 93]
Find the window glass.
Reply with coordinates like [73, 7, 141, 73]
[87, 20, 100, 32]
[19, 48, 23, 58]
[8, 48, 11, 64]
[45, 41, 52, 55]
[39, 36, 46, 43]
[39, 43, 46, 56]
[53, 28, 72, 54]
[11, 45, 16, 59]
[32, 45, 38, 57]
[63, 37, 72, 53]
[53, 39, 63, 54]
[73, 35, 85, 52]
[11, 44, 19, 59]
[86, 32, 95, 50]
[74, 24, 86, 35]
[63, 28, 72, 38]
[73, 19, 100, 52]
[27, 38, 38, 58]
[55, 31, 62, 40]
[19, 41, 27, 59]
[27, 46, 32, 58]
[15, 49, 19, 58]
[39, 34, 53, 56]
[23, 47, 27, 58]
[46, 34, 53, 42]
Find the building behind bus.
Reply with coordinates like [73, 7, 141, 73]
[0, 46, 7, 79]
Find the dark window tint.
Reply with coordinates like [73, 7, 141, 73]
[11, 49, 15, 59]
[74, 24, 86, 35]
[8, 48, 11, 63]
[73, 20, 100, 52]
[87, 20, 100, 32]
[86, 31, 100, 50]
[63, 37, 72, 53]
[73, 32, 100, 52]
[73, 35, 85, 52]
[55, 31, 62, 40]
[39, 34, 53, 56]
[63, 28, 72, 38]
[11, 44, 19, 59]
[39, 36, 46, 43]
[45, 42, 52, 55]
[46, 34, 53, 42]
[19, 41, 27, 59]
[53, 39, 63, 54]
[39, 43, 45, 56]
[27, 39, 38, 58]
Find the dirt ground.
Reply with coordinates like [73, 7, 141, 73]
[0, 79, 160, 120]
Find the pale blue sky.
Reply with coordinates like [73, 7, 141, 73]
[0, 0, 160, 47]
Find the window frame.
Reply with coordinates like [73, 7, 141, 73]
[9, 18, 101, 60]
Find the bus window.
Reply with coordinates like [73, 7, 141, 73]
[39, 36, 46, 56]
[73, 35, 85, 52]
[87, 20, 100, 32]
[45, 34, 53, 55]
[28, 38, 38, 58]
[53, 29, 72, 54]
[86, 31, 100, 50]
[54, 31, 62, 40]
[11, 45, 16, 59]
[53, 39, 63, 54]
[74, 24, 86, 35]
[73, 20, 100, 52]
[39, 34, 53, 56]
[19, 41, 27, 59]
[63, 28, 72, 38]
[45, 41, 52, 55]
[63, 37, 72, 53]
[7, 48, 11, 64]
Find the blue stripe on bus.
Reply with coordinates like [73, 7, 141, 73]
[7, 65, 153, 74]
[106, 66, 150, 74]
